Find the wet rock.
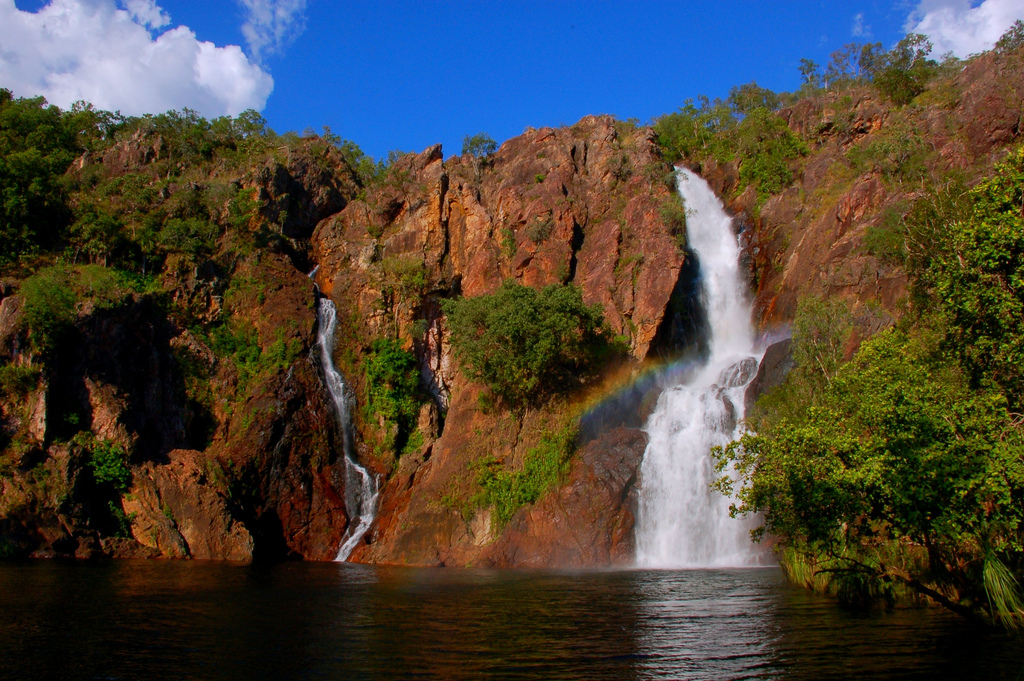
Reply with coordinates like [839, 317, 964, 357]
[745, 339, 795, 413]
[718, 357, 759, 388]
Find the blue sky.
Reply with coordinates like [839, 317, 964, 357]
[4, 1, 1023, 160]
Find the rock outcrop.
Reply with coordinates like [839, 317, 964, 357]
[3, 47, 1024, 565]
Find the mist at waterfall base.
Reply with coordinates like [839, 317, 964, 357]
[316, 297, 378, 561]
[635, 168, 769, 568]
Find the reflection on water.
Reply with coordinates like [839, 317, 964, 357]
[0, 561, 1020, 680]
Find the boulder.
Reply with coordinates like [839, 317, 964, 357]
[745, 339, 795, 413]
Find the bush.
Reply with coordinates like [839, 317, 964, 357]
[158, 217, 220, 259]
[21, 265, 78, 353]
[718, 327, 1024, 625]
[88, 440, 131, 492]
[735, 108, 808, 201]
[932, 147, 1024, 408]
[871, 34, 936, 106]
[442, 281, 624, 406]
[362, 338, 422, 456]
[0, 364, 40, 400]
[0, 90, 78, 263]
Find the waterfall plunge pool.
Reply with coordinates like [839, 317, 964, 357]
[1, 560, 1020, 680]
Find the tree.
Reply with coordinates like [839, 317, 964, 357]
[462, 133, 497, 158]
[0, 91, 78, 262]
[873, 34, 935, 105]
[723, 146, 1024, 627]
[798, 59, 820, 87]
[20, 265, 78, 353]
[996, 19, 1024, 54]
[727, 82, 780, 115]
[932, 146, 1024, 408]
[362, 339, 423, 456]
[442, 281, 623, 406]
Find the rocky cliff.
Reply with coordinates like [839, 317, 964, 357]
[2, 44, 1023, 565]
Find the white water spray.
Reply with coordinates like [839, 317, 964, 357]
[636, 168, 767, 568]
[315, 296, 379, 561]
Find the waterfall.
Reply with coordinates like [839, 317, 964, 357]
[635, 168, 767, 568]
[315, 296, 379, 561]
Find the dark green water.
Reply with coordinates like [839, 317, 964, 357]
[0, 561, 1020, 680]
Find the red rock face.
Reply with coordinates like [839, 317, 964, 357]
[310, 116, 695, 566]
[7, 51, 1024, 565]
[479, 428, 648, 568]
[312, 116, 689, 361]
[705, 51, 1024, 343]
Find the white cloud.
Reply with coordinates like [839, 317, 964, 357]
[123, 0, 168, 28]
[0, 0, 274, 117]
[852, 13, 871, 38]
[906, 0, 1024, 57]
[236, 0, 307, 63]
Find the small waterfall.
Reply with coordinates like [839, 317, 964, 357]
[315, 296, 379, 561]
[636, 168, 767, 568]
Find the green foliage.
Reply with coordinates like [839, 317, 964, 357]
[654, 96, 805, 202]
[158, 217, 220, 259]
[526, 217, 553, 244]
[996, 19, 1024, 54]
[362, 338, 423, 457]
[791, 295, 853, 385]
[0, 90, 79, 263]
[872, 34, 937, 106]
[0, 364, 39, 400]
[984, 554, 1024, 629]
[653, 96, 736, 165]
[332, 136, 388, 186]
[863, 176, 971, 279]
[659, 197, 688, 249]
[719, 327, 1024, 623]
[442, 281, 624, 407]
[205, 315, 302, 396]
[88, 440, 131, 493]
[462, 133, 497, 158]
[21, 265, 78, 353]
[727, 82, 780, 114]
[727, 150, 1024, 625]
[108, 500, 136, 538]
[474, 420, 577, 527]
[846, 121, 931, 183]
[735, 108, 808, 201]
[932, 147, 1024, 408]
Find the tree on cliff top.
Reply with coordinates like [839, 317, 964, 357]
[462, 132, 497, 159]
[442, 281, 624, 407]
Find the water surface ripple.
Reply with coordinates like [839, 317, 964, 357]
[0, 562, 1020, 680]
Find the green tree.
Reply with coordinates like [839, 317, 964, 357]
[872, 34, 936, 105]
[718, 328, 1024, 625]
[0, 90, 78, 262]
[727, 82, 780, 115]
[442, 281, 623, 406]
[20, 265, 78, 353]
[734, 108, 808, 200]
[932, 146, 1024, 408]
[362, 338, 423, 456]
[462, 133, 497, 158]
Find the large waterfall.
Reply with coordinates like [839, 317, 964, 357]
[635, 168, 767, 568]
[316, 297, 379, 561]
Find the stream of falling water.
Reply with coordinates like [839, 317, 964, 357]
[635, 168, 769, 568]
[315, 296, 378, 561]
